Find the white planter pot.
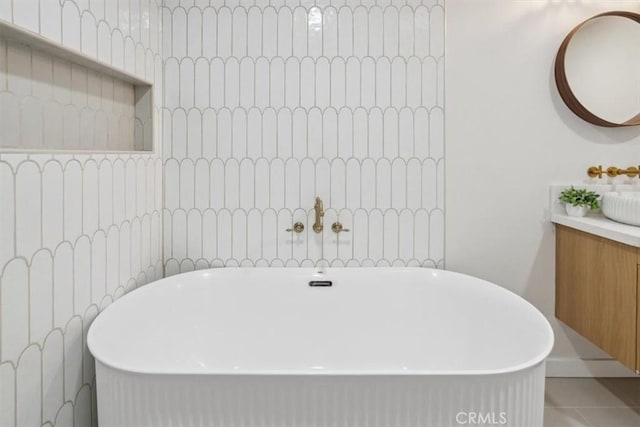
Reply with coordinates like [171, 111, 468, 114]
[565, 204, 589, 217]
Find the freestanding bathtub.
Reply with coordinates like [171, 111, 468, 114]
[88, 268, 553, 427]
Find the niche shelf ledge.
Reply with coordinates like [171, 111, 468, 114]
[0, 19, 151, 86]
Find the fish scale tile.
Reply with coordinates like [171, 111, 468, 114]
[162, 2, 444, 272]
[0, 1, 164, 427]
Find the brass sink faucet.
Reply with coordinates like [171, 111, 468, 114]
[312, 197, 324, 233]
[588, 165, 640, 179]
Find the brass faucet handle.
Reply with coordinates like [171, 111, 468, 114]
[587, 165, 603, 179]
[286, 222, 305, 233]
[626, 166, 640, 178]
[331, 222, 350, 233]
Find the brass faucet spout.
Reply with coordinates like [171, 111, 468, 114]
[313, 197, 324, 233]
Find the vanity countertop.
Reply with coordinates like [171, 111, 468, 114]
[551, 212, 640, 248]
[549, 184, 640, 248]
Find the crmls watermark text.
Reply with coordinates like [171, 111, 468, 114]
[455, 412, 508, 425]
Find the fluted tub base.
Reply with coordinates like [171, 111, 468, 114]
[96, 361, 546, 427]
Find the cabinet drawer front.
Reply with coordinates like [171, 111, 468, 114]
[556, 225, 638, 371]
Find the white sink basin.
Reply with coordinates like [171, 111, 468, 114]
[602, 192, 640, 226]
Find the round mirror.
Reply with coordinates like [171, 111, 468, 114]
[555, 12, 640, 127]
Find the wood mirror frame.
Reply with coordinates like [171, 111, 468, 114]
[555, 11, 640, 127]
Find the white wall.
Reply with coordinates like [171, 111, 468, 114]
[446, 0, 640, 376]
[162, 0, 445, 272]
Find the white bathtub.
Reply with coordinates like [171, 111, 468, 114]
[88, 268, 553, 427]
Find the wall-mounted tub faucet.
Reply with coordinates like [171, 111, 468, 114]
[287, 198, 350, 234]
[313, 197, 324, 233]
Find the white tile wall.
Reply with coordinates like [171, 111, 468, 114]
[162, 0, 445, 273]
[0, 1, 163, 426]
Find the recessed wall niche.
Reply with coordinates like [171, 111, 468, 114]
[0, 21, 152, 152]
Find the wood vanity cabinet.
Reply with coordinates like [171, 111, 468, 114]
[555, 225, 640, 373]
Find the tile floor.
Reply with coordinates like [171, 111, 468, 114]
[544, 378, 640, 426]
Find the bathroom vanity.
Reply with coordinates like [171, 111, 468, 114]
[552, 212, 640, 373]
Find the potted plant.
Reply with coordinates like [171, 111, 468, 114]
[558, 186, 600, 217]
